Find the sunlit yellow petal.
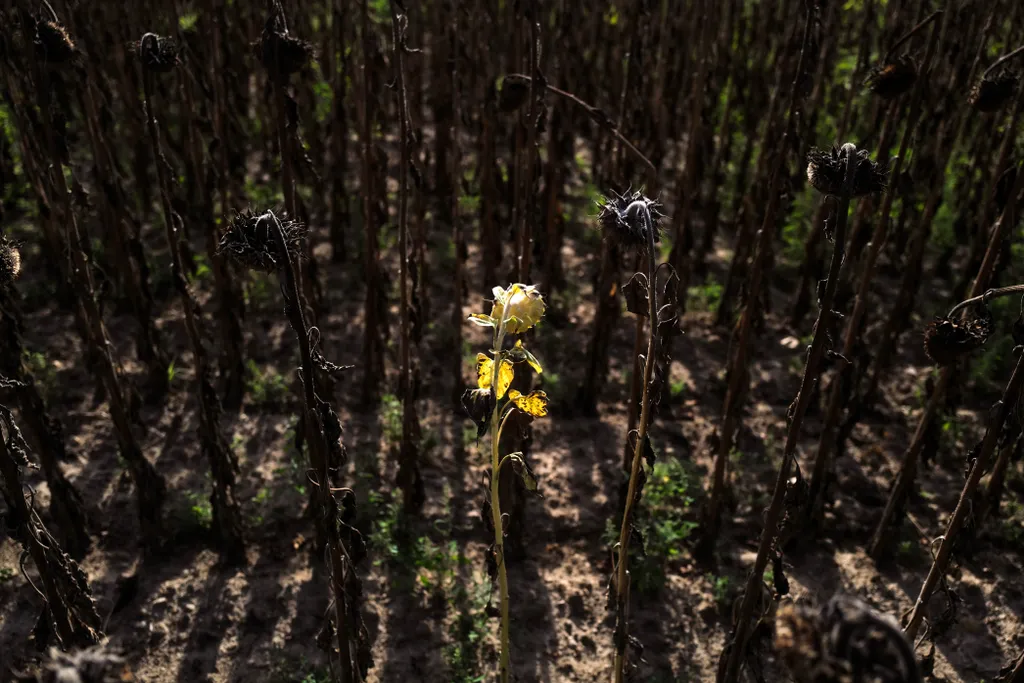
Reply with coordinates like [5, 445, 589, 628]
[510, 390, 548, 417]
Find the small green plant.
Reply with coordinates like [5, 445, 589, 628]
[707, 573, 731, 606]
[0, 566, 15, 583]
[22, 350, 57, 401]
[686, 277, 723, 313]
[185, 490, 213, 528]
[380, 393, 402, 444]
[610, 457, 698, 596]
[670, 377, 687, 399]
[246, 360, 291, 409]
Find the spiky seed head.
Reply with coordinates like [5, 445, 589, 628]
[597, 190, 663, 251]
[34, 20, 75, 64]
[969, 72, 1019, 112]
[0, 238, 21, 287]
[497, 76, 530, 113]
[865, 54, 917, 99]
[923, 313, 992, 366]
[218, 208, 307, 272]
[806, 145, 889, 197]
[136, 33, 180, 73]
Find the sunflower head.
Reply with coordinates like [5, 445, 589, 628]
[968, 72, 1019, 113]
[218, 209, 307, 273]
[597, 190, 663, 251]
[923, 311, 992, 366]
[136, 33, 180, 73]
[34, 19, 75, 64]
[0, 238, 22, 288]
[865, 54, 917, 98]
[806, 145, 888, 197]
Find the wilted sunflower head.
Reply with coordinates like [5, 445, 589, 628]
[923, 310, 992, 366]
[865, 54, 917, 99]
[497, 76, 530, 113]
[218, 208, 307, 273]
[255, 11, 312, 81]
[597, 190, 663, 251]
[34, 19, 75, 64]
[0, 238, 21, 287]
[775, 596, 920, 683]
[969, 72, 1019, 113]
[135, 32, 180, 73]
[490, 283, 546, 334]
[806, 145, 888, 197]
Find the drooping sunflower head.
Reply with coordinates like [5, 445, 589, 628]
[597, 190, 663, 251]
[218, 208, 307, 273]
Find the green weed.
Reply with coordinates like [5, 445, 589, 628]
[246, 360, 291, 410]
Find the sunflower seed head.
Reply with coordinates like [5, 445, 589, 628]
[136, 33, 180, 73]
[806, 145, 888, 197]
[218, 208, 307, 273]
[597, 190, 663, 252]
[0, 238, 22, 287]
[34, 19, 75, 64]
[924, 311, 992, 366]
[865, 54, 917, 98]
[255, 9, 312, 81]
[969, 72, 1019, 113]
[498, 76, 530, 113]
[775, 596, 919, 683]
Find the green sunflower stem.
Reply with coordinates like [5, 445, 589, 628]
[489, 316, 511, 683]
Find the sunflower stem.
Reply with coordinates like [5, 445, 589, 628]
[612, 204, 658, 683]
[946, 284, 1024, 319]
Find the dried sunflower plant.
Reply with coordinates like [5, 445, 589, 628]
[464, 283, 548, 683]
[597, 190, 681, 683]
[219, 209, 372, 681]
[721, 143, 888, 683]
[902, 285, 1024, 642]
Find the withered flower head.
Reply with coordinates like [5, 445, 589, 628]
[218, 208, 307, 272]
[806, 145, 889, 197]
[498, 76, 530, 113]
[968, 72, 1019, 113]
[136, 32, 180, 73]
[255, 11, 312, 81]
[865, 54, 917, 99]
[775, 596, 920, 683]
[34, 19, 75, 64]
[597, 190, 663, 251]
[0, 238, 22, 287]
[924, 312, 992, 366]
